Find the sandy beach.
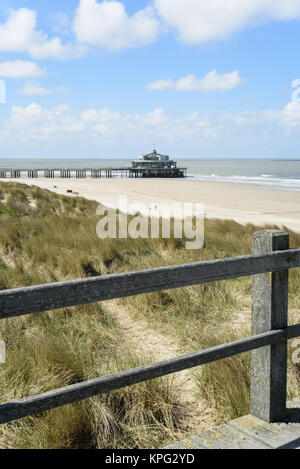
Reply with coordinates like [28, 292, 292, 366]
[3, 177, 300, 232]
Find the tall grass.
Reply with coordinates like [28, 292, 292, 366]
[0, 181, 299, 446]
[0, 182, 184, 449]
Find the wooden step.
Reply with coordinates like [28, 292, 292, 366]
[166, 399, 300, 449]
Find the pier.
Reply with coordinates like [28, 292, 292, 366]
[0, 167, 187, 179]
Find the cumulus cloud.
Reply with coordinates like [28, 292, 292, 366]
[1, 94, 300, 145]
[1, 1, 300, 62]
[2, 103, 85, 139]
[1, 80, 300, 144]
[0, 3, 158, 59]
[0, 60, 45, 78]
[154, 0, 300, 43]
[18, 82, 68, 96]
[0, 8, 83, 59]
[148, 70, 246, 91]
[74, 0, 159, 50]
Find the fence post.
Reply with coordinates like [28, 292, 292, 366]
[251, 230, 289, 423]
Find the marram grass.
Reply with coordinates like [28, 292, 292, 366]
[0, 181, 299, 447]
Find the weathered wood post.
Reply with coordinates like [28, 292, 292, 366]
[251, 230, 289, 423]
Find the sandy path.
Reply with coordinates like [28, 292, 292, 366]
[105, 299, 212, 433]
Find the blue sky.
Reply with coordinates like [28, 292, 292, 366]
[0, 0, 300, 158]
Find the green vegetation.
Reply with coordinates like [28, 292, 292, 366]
[0, 181, 299, 448]
[0, 183, 183, 449]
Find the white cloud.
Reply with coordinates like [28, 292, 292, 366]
[148, 70, 245, 91]
[0, 1, 299, 64]
[154, 0, 300, 43]
[1, 84, 300, 145]
[0, 60, 45, 78]
[280, 101, 300, 126]
[0, 8, 83, 59]
[147, 79, 173, 91]
[2, 103, 85, 139]
[292, 79, 300, 88]
[74, 0, 159, 50]
[18, 82, 68, 96]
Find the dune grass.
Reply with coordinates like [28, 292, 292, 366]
[0, 181, 299, 446]
[0, 182, 184, 449]
[121, 221, 300, 425]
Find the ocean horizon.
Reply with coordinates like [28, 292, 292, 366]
[1, 158, 300, 191]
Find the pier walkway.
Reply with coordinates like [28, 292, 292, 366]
[0, 167, 187, 179]
[167, 399, 300, 449]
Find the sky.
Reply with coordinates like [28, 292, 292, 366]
[0, 0, 300, 159]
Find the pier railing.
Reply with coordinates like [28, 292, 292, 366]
[0, 167, 187, 179]
[0, 230, 300, 425]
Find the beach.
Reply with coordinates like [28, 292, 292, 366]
[3, 177, 300, 232]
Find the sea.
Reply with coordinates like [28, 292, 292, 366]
[1, 158, 300, 191]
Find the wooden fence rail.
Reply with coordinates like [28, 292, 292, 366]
[0, 230, 300, 425]
[0, 248, 300, 320]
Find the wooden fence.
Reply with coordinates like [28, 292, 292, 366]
[0, 230, 300, 425]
